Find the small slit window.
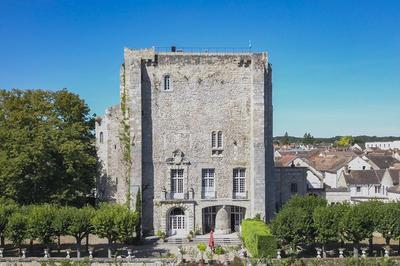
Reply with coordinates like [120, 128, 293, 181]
[164, 75, 171, 91]
[99, 132, 104, 143]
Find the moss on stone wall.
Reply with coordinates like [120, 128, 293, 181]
[119, 63, 132, 206]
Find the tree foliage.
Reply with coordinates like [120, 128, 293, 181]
[5, 211, 28, 252]
[0, 89, 99, 206]
[303, 133, 315, 145]
[271, 207, 309, 249]
[336, 136, 355, 147]
[340, 204, 374, 246]
[92, 203, 139, 257]
[313, 203, 349, 256]
[0, 198, 17, 246]
[28, 204, 56, 246]
[376, 202, 400, 245]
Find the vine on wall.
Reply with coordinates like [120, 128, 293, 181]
[119, 63, 132, 206]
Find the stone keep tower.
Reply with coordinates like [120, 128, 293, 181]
[96, 47, 275, 235]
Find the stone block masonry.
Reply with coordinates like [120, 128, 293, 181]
[96, 47, 275, 235]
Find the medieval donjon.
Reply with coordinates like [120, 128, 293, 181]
[96, 47, 275, 236]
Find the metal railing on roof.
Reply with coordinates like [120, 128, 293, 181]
[154, 46, 253, 53]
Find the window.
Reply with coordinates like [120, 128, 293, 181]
[362, 166, 366, 170]
[290, 183, 298, 194]
[211, 131, 223, 156]
[212, 132, 217, 148]
[233, 168, 246, 196]
[99, 132, 104, 143]
[164, 75, 171, 91]
[217, 131, 223, 148]
[231, 206, 246, 232]
[375, 185, 381, 194]
[202, 169, 215, 198]
[171, 169, 184, 196]
[356, 186, 361, 192]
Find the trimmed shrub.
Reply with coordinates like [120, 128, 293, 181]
[241, 219, 277, 258]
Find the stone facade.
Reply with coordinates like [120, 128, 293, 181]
[96, 47, 275, 236]
[275, 166, 307, 210]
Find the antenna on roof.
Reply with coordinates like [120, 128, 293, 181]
[248, 40, 252, 51]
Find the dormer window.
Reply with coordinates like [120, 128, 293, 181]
[164, 75, 171, 91]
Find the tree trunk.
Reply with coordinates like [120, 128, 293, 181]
[353, 242, 359, 258]
[0, 235, 4, 247]
[369, 237, 373, 250]
[86, 234, 89, 251]
[322, 245, 326, 258]
[76, 239, 81, 258]
[58, 235, 61, 254]
[108, 239, 112, 258]
[398, 239, 400, 254]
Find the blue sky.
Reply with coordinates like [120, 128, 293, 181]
[0, 0, 399, 137]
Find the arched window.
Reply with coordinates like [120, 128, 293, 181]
[211, 131, 217, 148]
[170, 208, 185, 216]
[217, 131, 223, 148]
[164, 75, 171, 91]
[99, 132, 104, 143]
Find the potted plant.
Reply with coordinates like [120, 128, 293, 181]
[156, 230, 167, 242]
[205, 250, 214, 265]
[214, 246, 225, 263]
[197, 243, 207, 264]
[178, 245, 187, 263]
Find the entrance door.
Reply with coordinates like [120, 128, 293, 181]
[202, 206, 217, 234]
[169, 208, 186, 236]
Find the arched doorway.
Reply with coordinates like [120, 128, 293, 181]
[168, 208, 186, 236]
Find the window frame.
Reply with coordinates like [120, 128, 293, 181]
[233, 168, 246, 196]
[202, 168, 215, 198]
[211, 131, 223, 156]
[163, 74, 172, 91]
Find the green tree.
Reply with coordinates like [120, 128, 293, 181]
[92, 203, 138, 258]
[336, 136, 354, 147]
[313, 204, 344, 257]
[283, 195, 327, 245]
[303, 133, 315, 145]
[66, 206, 94, 258]
[271, 207, 309, 250]
[5, 211, 28, 255]
[376, 202, 400, 245]
[282, 132, 290, 145]
[0, 89, 99, 206]
[340, 204, 374, 256]
[0, 198, 17, 247]
[361, 201, 381, 249]
[53, 206, 73, 253]
[115, 207, 139, 243]
[28, 204, 56, 248]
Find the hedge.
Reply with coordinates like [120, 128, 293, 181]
[241, 219, 277, 258]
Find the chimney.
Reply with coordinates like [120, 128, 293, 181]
[171, 46, 176, 52]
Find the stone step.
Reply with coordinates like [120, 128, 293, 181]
[165, 237, 241, 246]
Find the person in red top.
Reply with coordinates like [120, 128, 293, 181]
[208, 228, 215, 252]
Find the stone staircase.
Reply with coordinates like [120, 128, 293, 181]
[166, 233, 242, 246]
